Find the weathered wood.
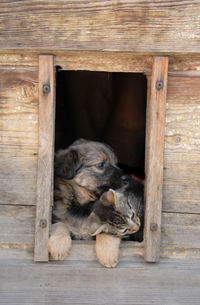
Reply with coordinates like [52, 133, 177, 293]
[2, 241, 200, 263]
[1, 53, 200, 75]
[0, 1, 200, 53]
[1, 257, 200, 305]
[0, 205, 35, 244]
[0, 157, 37, 205]
[161, 212, 200, 249]
[56, 53, 153, 73]
[1, 204, 200, 254]
[34, 55, 55, 262]
[163, 76, 200, 213]
[0, 69, 38, 157]
[144, 57, 169, 262]
[0, 69, 38, 205]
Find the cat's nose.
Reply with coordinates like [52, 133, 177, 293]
[129, 218, 141, 233]
[136, 217, 140, 227]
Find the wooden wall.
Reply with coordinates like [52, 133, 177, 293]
[0, 52, 200, 261]
[0, 0, 200, 53]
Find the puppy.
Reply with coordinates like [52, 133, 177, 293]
[47, 139, 126, 260]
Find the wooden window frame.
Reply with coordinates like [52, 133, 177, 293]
[34, 54, 168, 263]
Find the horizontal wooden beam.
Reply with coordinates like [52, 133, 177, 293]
[1, 257, 200, 304]
[0, 1, 200, 53]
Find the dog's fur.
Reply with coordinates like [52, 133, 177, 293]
[47, 139, 125, 262]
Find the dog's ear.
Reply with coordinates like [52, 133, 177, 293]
[72, 138, 88, 146]
[54, 149, 79, 180]
[100, 189, 118, 210]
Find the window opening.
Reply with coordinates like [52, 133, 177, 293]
[55, 70, 147, 242]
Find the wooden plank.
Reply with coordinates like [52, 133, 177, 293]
[0, 69, 38, 205]
[0, 1, 200, 53]
[1, 204, 200, 256]
[2, 242, 200, 263]
[56, 53, 153, 73]
[0, 69, 38, 157]
[34, 55, 55, 262]
[144, 57, 169, 262]
[0, 205, 35, 245]
[1, 53, 200, 74]
[0, 258, 200, 305]
[163, 76, 200, 213]
[161, 212, 200, 249]
[0, 157, 37, 205]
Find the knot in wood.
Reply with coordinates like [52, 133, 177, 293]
[43, 84, 50, 94]
[156, 80, 163, 90]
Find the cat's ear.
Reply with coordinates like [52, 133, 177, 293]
[100, 189, 118, 210]
[87, 212, 107, 236]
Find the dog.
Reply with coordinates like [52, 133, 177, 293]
[47, 138, 127, 261]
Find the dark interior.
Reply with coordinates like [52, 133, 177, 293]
[55, 70, 147, 242]
[55, 70, 147, 179]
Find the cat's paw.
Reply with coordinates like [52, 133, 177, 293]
[95, 233, 121, 268]
[47, 223, 72, 260]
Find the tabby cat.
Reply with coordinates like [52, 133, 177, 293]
[88, 175, 144, 239]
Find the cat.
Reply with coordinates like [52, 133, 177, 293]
[87, 175, 144, 267]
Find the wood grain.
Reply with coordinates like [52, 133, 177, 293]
[1, 205, 200, 254]
[1, 53, 200, 75]
[0, 157, 37, 206]
[1, 258, 200, 305]
[34, 55, 55, 262]
[144, 57, 169, 262]
[0, 1, 200, 53]
[0, 205, 35, 245]
[0, 69, 38, 205]
[163, 76, 200, 213]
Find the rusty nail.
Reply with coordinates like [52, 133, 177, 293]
[150, 223, 158, 232]
[39, 219, 47, 228]
[43, 84, 50, 94]
[156, 80, 163, 90]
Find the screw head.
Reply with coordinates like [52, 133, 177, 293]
[43, 84, 50, 94]
[39, 219, 47, 228]
[156, 80, 163, 90]
[150, 223, 158, 232]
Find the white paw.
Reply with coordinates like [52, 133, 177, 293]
[95, 233, 121, 268]
[47, 223, 72, 260]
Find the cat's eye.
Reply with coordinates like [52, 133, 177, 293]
[96, 162, 105, 169]
[122, 229, 128, 234]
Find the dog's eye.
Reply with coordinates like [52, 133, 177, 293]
[96, 162, 105, 169]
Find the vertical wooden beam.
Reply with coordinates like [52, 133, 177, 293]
[144, 56, 168, 262]
[34, 55, 55, 262]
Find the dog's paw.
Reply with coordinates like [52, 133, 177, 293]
[47, 223, 72, 260]
[95, 233, 121, 268]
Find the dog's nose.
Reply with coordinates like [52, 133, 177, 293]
[121, 174, 129, 181]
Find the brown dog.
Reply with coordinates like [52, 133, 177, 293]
[47, 139, 126, 262]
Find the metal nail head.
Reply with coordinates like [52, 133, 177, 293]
[156, 80, 163, 90]
[43, 84, 50, 94]
[39, 219, 47, 228]
[150, 223, 158, 232]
